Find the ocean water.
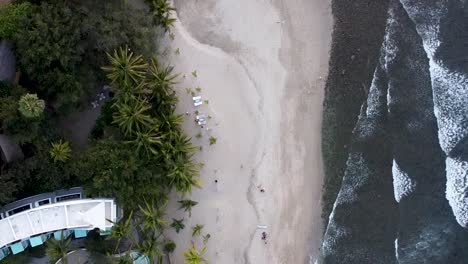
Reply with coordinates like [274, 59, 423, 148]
[321, 0, 468, 263]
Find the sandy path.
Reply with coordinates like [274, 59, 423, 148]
[163, 0, 332, 263]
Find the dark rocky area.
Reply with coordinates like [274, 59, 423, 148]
[321, 0, 468, 263]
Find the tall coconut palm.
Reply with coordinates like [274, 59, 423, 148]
[46, 233, 71, 264]
[158, 114, 183, 136]
[151, 89, 179, 115]
[136, 236, 164, 263]
[167, 157, 202, 193]
[170, 132, 199, 158]
[107, 211, 134, 254]
[50, 139, 72, 163]
[148, 58, 178, 94]
[111, 253, 134, 264]
[178, 199, 198, 217]
[125, 128, 161, 157]
[183, 242, 208, 264]
[163, 113, 184, 130]
[102, 46, 148, 87]
[138, 200, 167, 234]
[112, 96, 154, 136]
[18, 93, 45, 118]
[147, 0, 176, 32]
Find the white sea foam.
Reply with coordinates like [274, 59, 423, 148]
[429, 61, 468, 153]
[383, 13, 398, 72]
[400, 0, 446, 58]
[392, 160, 415, 202]
[446, 157, 468, 227]
[323, 152, 367, 254]
[395, 238, 399, 260]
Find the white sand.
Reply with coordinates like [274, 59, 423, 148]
[163, 0, 332, 263]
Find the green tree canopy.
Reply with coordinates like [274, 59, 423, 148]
[0, 172, 16, 206]
[18, 93, 45, 118]
[14, 2, 85, 112]
[13, 1, 155, 113]
[74, 138, 168, 210]
[0, 2, 33, 39]
[0, 95, 42, 144]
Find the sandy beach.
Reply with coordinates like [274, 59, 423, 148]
[163, 0, 332, 263]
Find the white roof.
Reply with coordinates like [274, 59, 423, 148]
[0, 199, 117, 248]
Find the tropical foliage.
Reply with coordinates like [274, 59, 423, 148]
[13, 1, 154, 112]
[209, 136, 217, 145]
[192, 224, 204, 237]
[50, 140, 72, 163]
[145, 0, 177, 32]
[0, 2, 33, 39]
[79, 48, 201, 208]
[0, 173, 16, 205]
[46, 234, 71, 264]
[178, 199, 198, 217]
[183, 242, 208, 264]
[18, 93, 45, 118]
[164, 240, 176, 253]
[0, 84, 43, 144]
[102, 47, 148, 87]
[74, 138, 164, 209]
[107, 211, 134, 254]
[0, 0, 207, 261]
[171, 218, 185, 233]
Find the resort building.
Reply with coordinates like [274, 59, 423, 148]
[0, 187, 121, 260]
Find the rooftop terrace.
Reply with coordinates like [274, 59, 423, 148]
[0, 198, 117, 249]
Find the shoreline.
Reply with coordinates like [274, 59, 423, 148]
[164, 0, 332, 263]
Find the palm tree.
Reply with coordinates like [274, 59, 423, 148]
[209, 137, 217, 145]
[111, 253, 134, 264]
[160, 131, 197, 163]
[168, 157, 202, 193]
[112, 96, 154, 136]
[171, 133, 199, 158]
[102, 46, 148, 87]
[136, 236, 164, 263]
[107, 211, 134, 254]
[191, 224, 203, 237]
[151, 89, 179, 115]
[159, 113, 183, 133]
[148, 58, 178, 94]
[46, 233, 71, 264]
[125, 129, 161, 157]
[18, 93, 45, 118]
[50, 139, 72, 163]
[202, 234, 211, 245]
[147, 0, 176, 32]
[178, 199, 198, 217]
[138, 200, 167, 234]
[183, 242, 208, 264]
[164, 240, 176, 254]
[170, 218, 185, 233]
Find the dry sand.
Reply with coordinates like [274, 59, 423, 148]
[163, 0, 332, 263]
